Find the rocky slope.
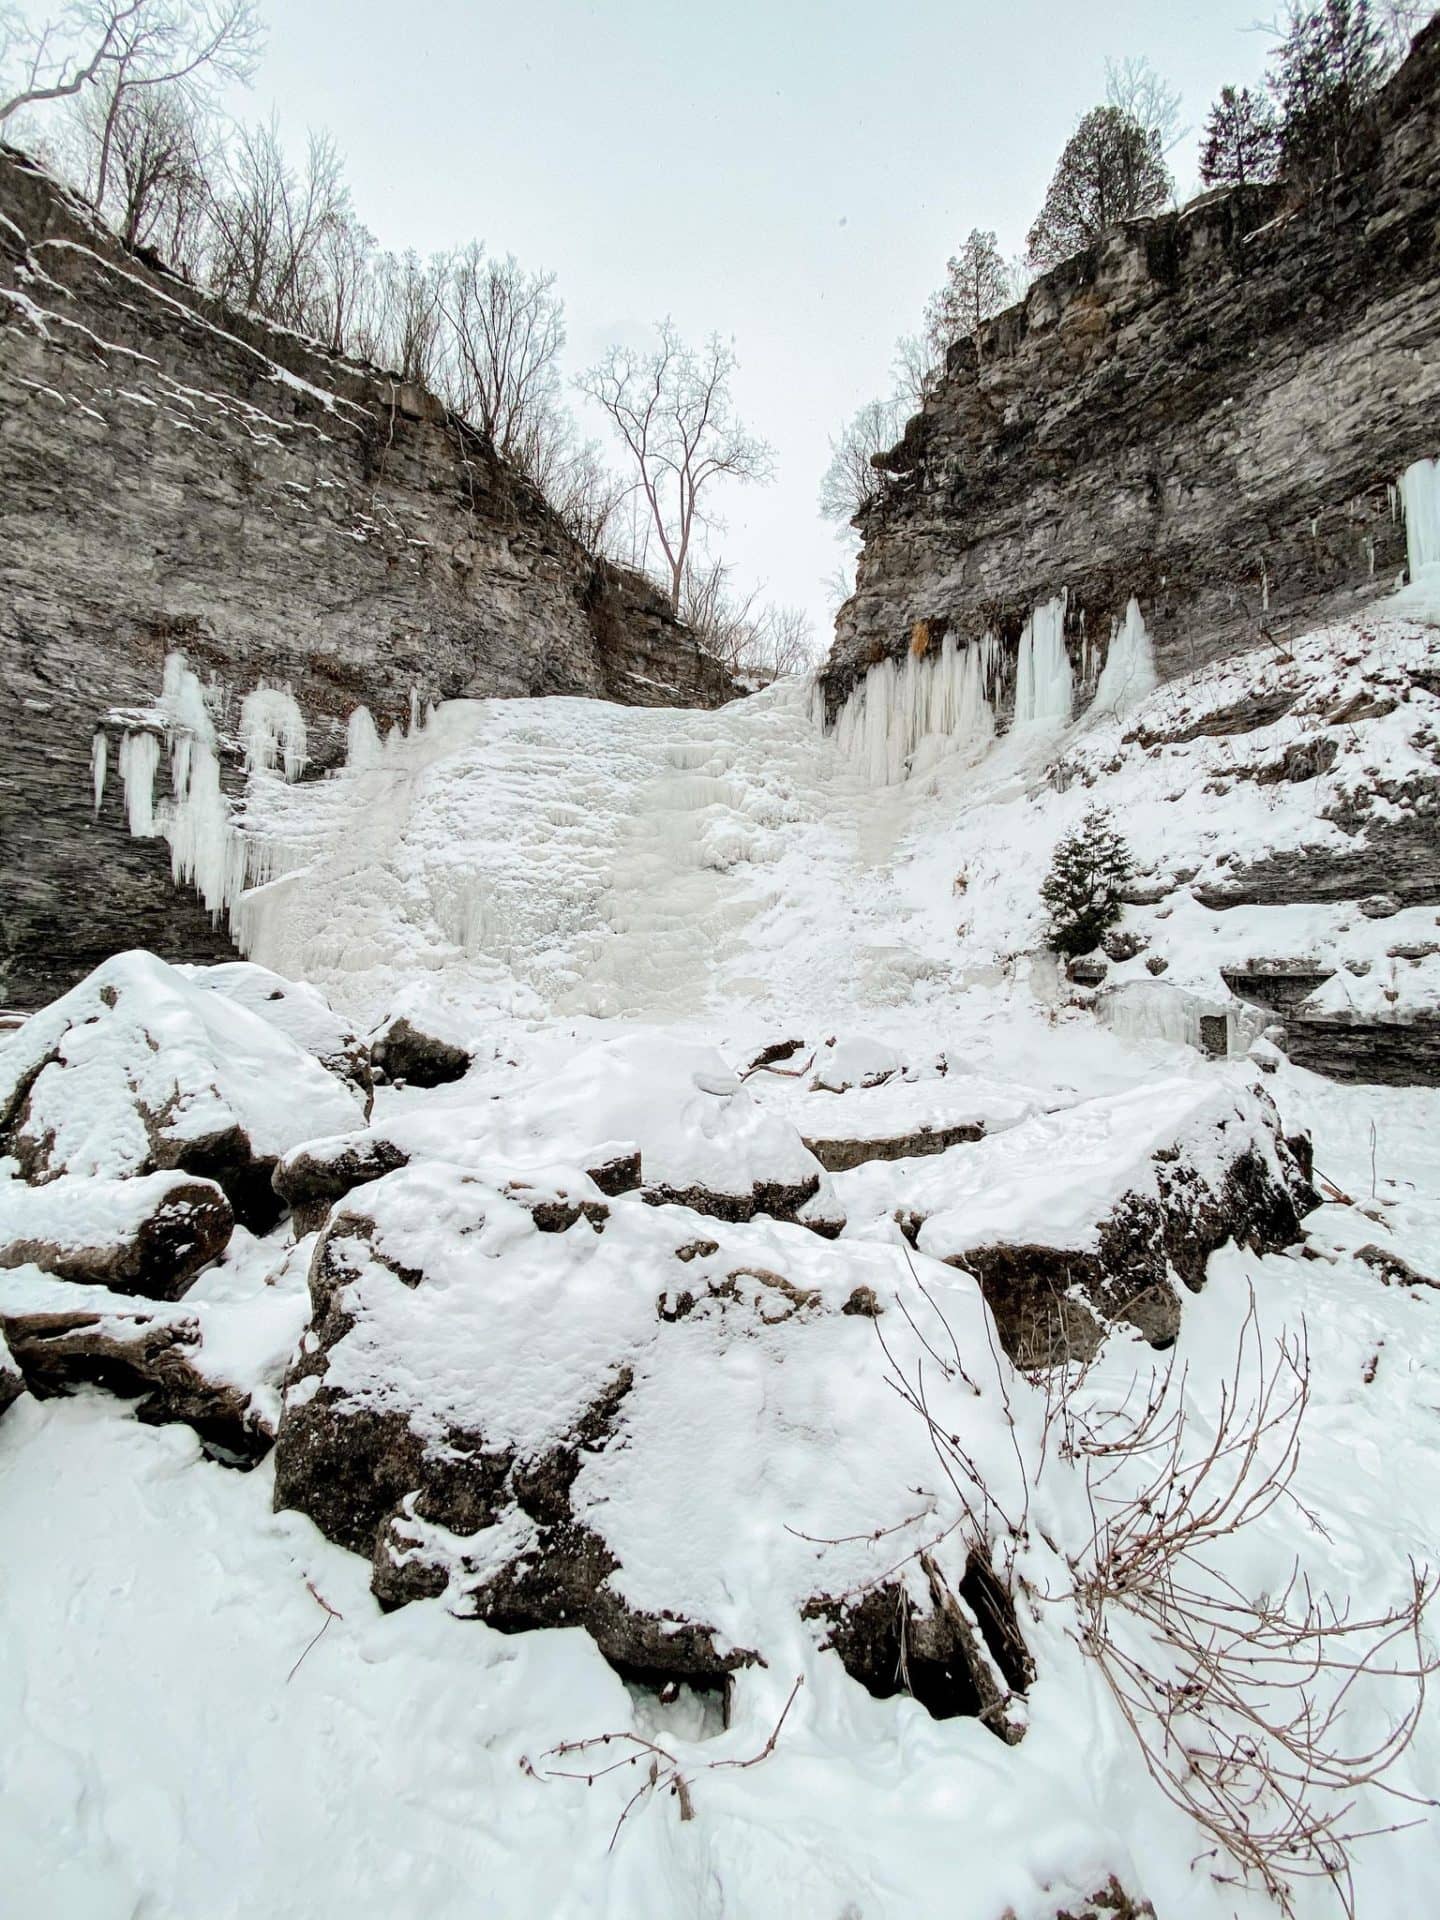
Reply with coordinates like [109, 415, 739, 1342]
[821, 20, 1440, 725]
[0, 147, 733, 1007]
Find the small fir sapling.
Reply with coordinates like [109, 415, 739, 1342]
[1040, 806, 1134, 956]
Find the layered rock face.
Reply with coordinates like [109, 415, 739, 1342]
[821, 22, 1440, 722]
[0, 148, 733, 1007]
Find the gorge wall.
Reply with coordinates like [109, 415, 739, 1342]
[0, 147, 734, 1008]
[821, 20, 1440, 731]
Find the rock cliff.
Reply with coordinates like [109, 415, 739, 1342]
[0, 147, 733, 1007]
[821, 21, 1440, 726]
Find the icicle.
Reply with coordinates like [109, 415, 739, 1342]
[1091, 599, 1158, 719]
[117, 730, 160, 835]
[1399, 457, 1440, 580]
[240, 684, 308, 780]
[1013, 594, 1072, 725]
[91, 732, 107, 815]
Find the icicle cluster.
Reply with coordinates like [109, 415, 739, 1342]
[1013, 595, 1073, 726]
[832, 633, 998, 785]
[240, 686, 308, 780]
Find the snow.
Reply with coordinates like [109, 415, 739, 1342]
[6, 555, 1440, 1916]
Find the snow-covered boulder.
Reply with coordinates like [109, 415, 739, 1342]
[903, 1080, 1316, 1366]
[811, 1034, 903, 1092]
[0, 1171, 232, 1299]
[179, 961, 374, 1115]
[272, 1160, 1032, 1725]
[0, 952, 369, 1229]
[0, 1249, 309, 1460]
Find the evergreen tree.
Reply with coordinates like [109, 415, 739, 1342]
[1268, 0, 1384, 186]
[1026, 107, 1174, 271]
[1040, 807, 1134, 957]
[924, 229, 1012, 359]
[1199, 85, 1281, 188]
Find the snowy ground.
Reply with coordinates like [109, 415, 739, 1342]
[5, 578, 1440, 1918]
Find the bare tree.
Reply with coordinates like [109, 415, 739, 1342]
[1104, 53, 1187, 156]
[818, 395, 904, 526]
[580, 320, 774, 615]
[205, 121, 352, 332]
[63, 74, 212, 250]
[681, 558, 815, 680]
[1, 1, 145, 124]
[443, 242, 566, 469]
[1374, 0, 1437, 61]
[891, 331, 942, 410]
[87, 0, 260, 212]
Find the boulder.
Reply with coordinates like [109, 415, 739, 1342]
[180, 962, 374, 1114]
[368, 1015, 472, 1088]
[903, 1081, 1315, 1367]
[0, 1300, 270, 1463]
[320, 1034, 830, 1229]
[0, 1171, 232, 1299]
[272, 1159, 1030, 1722]
[0, 951, 368, 1229]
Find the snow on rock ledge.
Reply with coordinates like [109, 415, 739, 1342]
[0, 951, 367, 1229]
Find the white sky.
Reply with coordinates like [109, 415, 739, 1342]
[240, 0, 1275, 640]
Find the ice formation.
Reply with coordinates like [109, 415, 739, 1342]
[1012, 594, 1073, 726]
[117, 730, 160, 836]
[90, 731, 106, 815]
[111, 655, 257, 924]
[240, 685, 307, 781]
[832, 631, 998, 785]
[345, 705, 382, 770]
[1401, 457, 1440, 581]
[1090, 598, 1158, 719]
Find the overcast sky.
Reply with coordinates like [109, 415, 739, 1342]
[243, 0, 1276, 644]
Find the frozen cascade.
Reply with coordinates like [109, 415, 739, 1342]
[1013, 594, 1073, 725]
[833, 632, 997, 785]
[1090, 599, 1158, 718]
[1400, 457, 1440, 580]
[90, 732, 107, 815]
[240, 685, 308, 780]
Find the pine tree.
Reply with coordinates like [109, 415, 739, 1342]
[1026, 107, 1174, 271]
[1269, 0, 1384, 186]
[1040, 807, 1134, 957]
[924, 230, 1012, 359]
[1199, 86, 1281, 189]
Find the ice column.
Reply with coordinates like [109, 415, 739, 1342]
[1013, 595, 1073, 725]
[1091, 598, 1158, 718]
[1400, 458, 1440, 581]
